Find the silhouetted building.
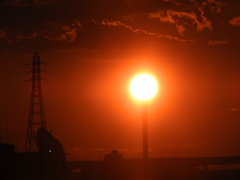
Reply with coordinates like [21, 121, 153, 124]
[104, 150, 123, 163]
[67, 156, 240, 180]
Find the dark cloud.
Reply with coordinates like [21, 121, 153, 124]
[0, 0, 57, 7]
[202, 0, 229, 13]
[34, 0, 57, 6]
[40, 20, 83, 43]
[0, 0, 29, 7]
[0, 20, 82, 44]
[0, 0, 239, 53]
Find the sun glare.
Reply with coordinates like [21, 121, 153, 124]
[130, 74, 158, 100]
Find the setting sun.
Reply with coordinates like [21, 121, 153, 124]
[130, 74, 158, 100]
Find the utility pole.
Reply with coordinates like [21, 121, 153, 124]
[25, 52, 47, 152]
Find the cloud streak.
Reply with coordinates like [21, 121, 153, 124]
[95, 19, 190, 43]
[16, 32, 38, 42]
[230, 107, 240, 112]
[208, 39, 230, 46]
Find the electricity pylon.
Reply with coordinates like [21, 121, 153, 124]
[25, 52, 47, 152]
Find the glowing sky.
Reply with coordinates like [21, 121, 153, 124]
[0, 0, 240, 161]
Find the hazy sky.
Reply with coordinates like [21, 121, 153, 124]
[0, 0, 240, 161]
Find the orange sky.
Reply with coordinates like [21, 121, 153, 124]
[1, 0, 240, 161]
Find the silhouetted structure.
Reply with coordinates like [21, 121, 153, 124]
[36, 127, 69, 180]
[0, 128, 69, 180]
[0, 143, 15, 154]
[142, 103, 148, 162]
[25, 52, 47, 152]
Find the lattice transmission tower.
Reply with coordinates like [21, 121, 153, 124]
[25, 52, 47, 152]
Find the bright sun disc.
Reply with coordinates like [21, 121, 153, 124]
[130, 74, 158, 100]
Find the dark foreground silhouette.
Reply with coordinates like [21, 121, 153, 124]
[0, 127, 68, 180]
[1, 138, 240, 180]
[68, 150, 240, 180]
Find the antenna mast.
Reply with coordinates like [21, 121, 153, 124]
[25, 52, 47, 152]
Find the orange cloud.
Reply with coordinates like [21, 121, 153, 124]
[230, 107, 240, 112]
[208, 39, 230, 46]
[51, 20, 82, 43]
[196, 7, 213, 31]
[149, 10, 176, 24]
[97, 19, 190, 43]
[149, 10, 213, 33]
[164, 0, 226, 14]
[229, 17, 240, 27]
[156, 0, 228, 36]
[16, 32, 38, 42]
[176, 24, 185, 36]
